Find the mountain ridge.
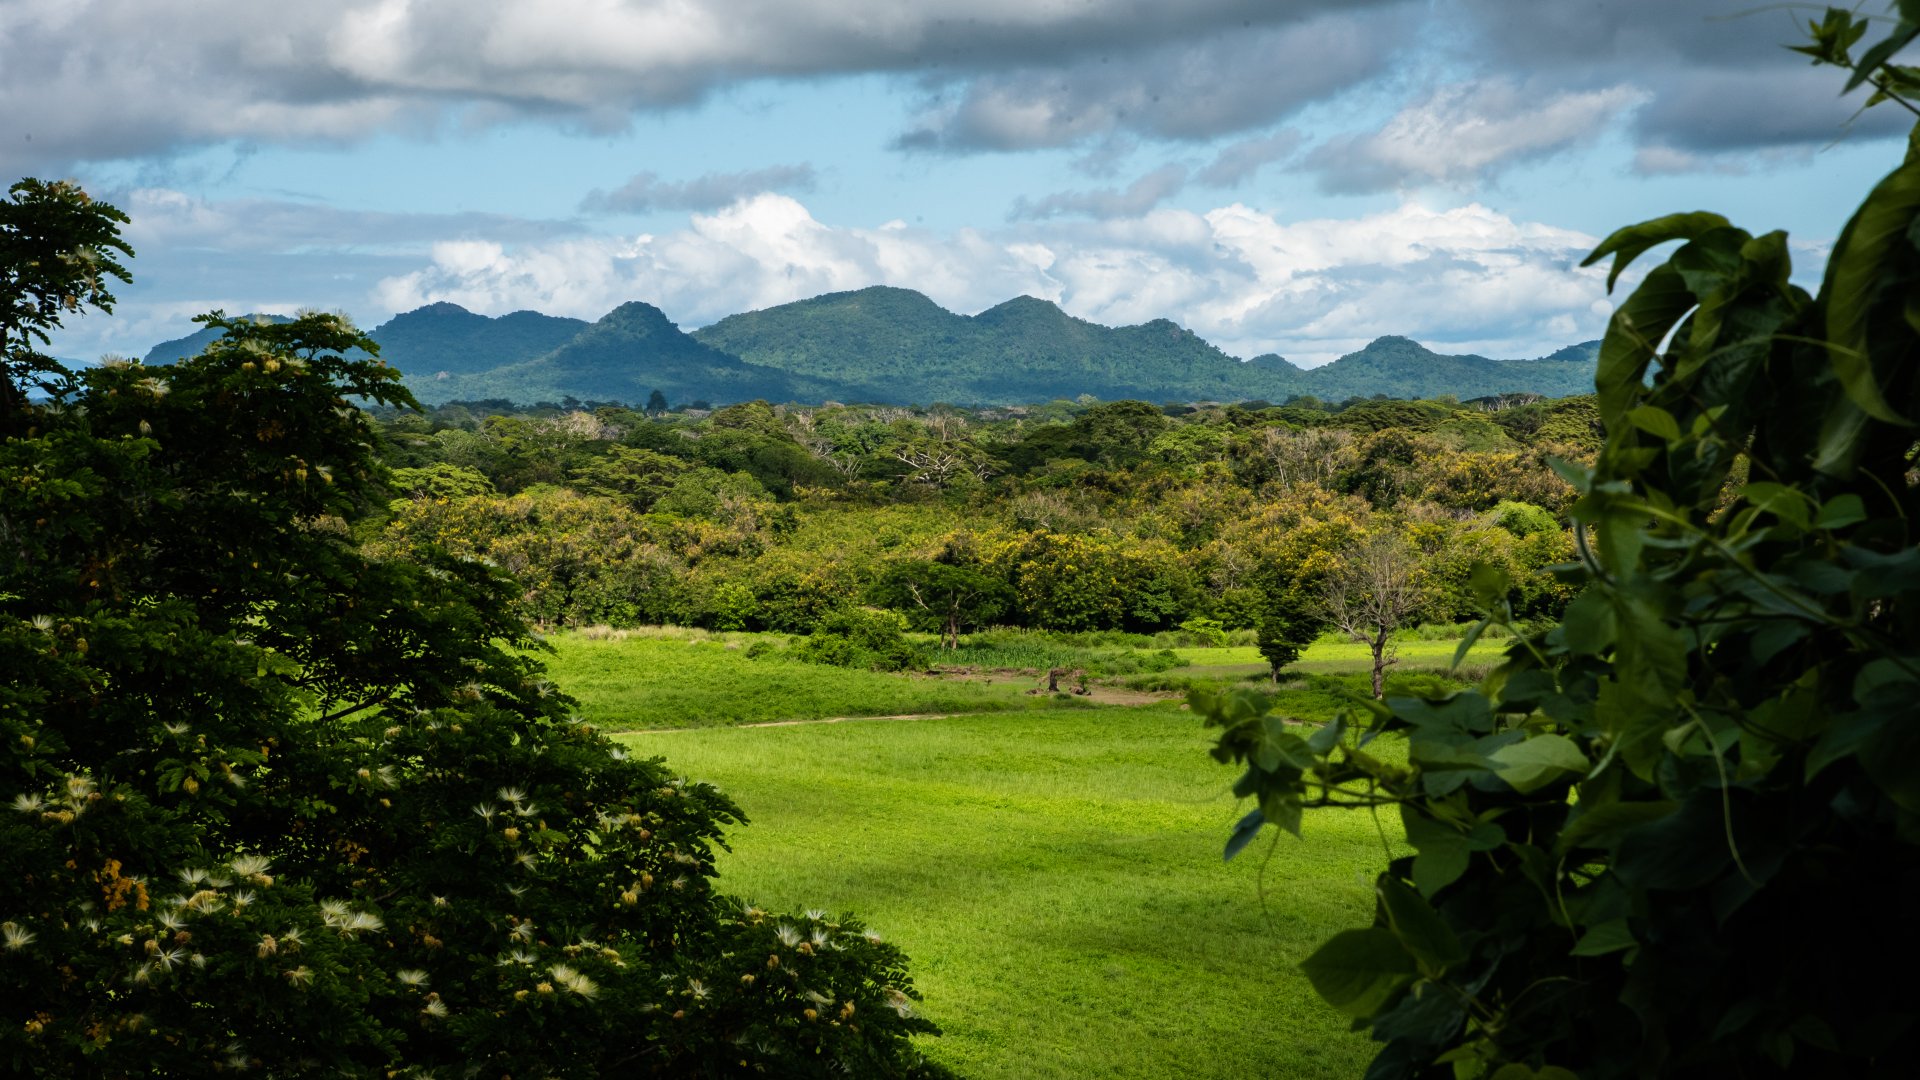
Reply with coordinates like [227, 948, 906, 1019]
[134, 288, 1601, 407]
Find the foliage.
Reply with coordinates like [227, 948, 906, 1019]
[1199, 25, 1920, 1078]
[0, 193, 945, 1078]
[791, 608, 931, 673]
[0, 179, 131, 421]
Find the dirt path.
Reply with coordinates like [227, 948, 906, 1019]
[626, 693, 1178, 735]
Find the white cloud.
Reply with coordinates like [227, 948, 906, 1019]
[370, 194, 1612, 367]
[1306, 79, 1647, 192]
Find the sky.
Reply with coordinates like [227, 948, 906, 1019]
[2, 0, 1909, 368]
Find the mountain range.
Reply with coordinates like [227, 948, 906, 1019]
[140, 286, 1600, 407]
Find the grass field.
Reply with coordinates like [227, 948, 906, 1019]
[542, 629, 1067, 730]
[546, 627, 1507, 732]
[617, 707, 1405, 1079]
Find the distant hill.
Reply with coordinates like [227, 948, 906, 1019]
[132, 290, 1601, 407]
[414, 301, 856, 407]
[1290, 335, 1597, 401]
[143, 314, 295, 365]
[373, 303, 587, 377]
[692, 287, 1306, 403]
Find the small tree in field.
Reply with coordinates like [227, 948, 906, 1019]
[0, 180, 948, 1079]
[1317, 533, 1426, 698]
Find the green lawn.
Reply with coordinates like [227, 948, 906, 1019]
[542, 631, 1059, 730]
[545, 629, 1506, 732]
[617, 707, 1404, 1079]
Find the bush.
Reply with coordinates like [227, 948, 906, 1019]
[791, 608, 930, 672]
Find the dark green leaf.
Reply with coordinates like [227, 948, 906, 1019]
[1299, 928, 1417, 1018]
[1490, 734, 1590, 794]
[1223, 807, 1265, 861]
[1582, 211, 1731, 291]
[1377, 876, 1467, 975]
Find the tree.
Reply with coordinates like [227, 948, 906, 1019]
[645, 388, 669, 414]
[1316, 533, 1427, 699]
[872, 553, 1013, 649]
[0, 180, 132, 429]
[1199, 14, 1920, 1076]
[1, 185, 947, 1077]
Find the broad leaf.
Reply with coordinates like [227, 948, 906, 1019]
[1300, 928, 1417, 1018]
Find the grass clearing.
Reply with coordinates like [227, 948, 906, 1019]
[618, 707, 1403, 1079]
[543, 632, 1064, 730]
[547, 627, 1506, 732]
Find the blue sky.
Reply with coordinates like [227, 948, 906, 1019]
[3, 0, 1907, 367]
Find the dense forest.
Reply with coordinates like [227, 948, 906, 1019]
[364, 391, 1602, 650]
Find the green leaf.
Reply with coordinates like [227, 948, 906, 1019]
[1594, 264, 1699, 426]
[1306, 716, 1345, 756]
[1846, 20, 1920, 93]
[1223, 807, 1264, 861]
[1377, 876, 1467, 975]
[1815, 493, 1868, 529]
[1570, 917, 1638, 957]
[1557, 799, 1679, 855]
[1582, 211, 1731, 291]
[1822, 157, 1920, 424]
[1299, 928, 1417, 1018]
[1626, 405, 1682, 442]
[1260, 791, 1304, 839]
[1743, 482, 1813, 531]
[1490, 734, 1591, 794]
[1559, 589, 1617, 656]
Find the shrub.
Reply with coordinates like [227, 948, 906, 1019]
[791, 608, 930, 673]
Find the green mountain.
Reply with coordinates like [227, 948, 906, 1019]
[134, 289, 1600, 407]
[414, 301, 854, 406]
[142, 314, 295, 365]
[693, 286, 1306, 403]
[1289, 336, 1598, 401]
[373, 303, 586, 377]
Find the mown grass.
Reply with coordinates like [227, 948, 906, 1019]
[545, 627, 1508, 731]
[617, 707, 1404, 1080]
[542, 631, 1064, 730]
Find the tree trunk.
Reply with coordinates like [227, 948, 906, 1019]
[944, 608, 959, 650]
[1370, 626, 1389, 700]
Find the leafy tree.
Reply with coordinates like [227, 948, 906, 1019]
[0, 179, 131, 427]
[646, 388, 669, 414]
[1199, 17, 1920, 1077]
[872, 555, 1013, 649]
[0, 187, 947, 1078]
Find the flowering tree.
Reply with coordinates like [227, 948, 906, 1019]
[0, 180, 948, 1078]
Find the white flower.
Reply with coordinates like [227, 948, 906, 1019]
[1, 922, 35, 951]
[29, 615, 54, 632]
[550, 964, 598, 999]
[10, 794, 44, 813]
[230, 855, 271, 877]
[162, 721, 191, 736]
[497, 786, 526, 805]
[471, 803, 497, 824]
[687, 978, 710, 1000]
[420, 999, 449, 1019]
[396, 969, 429, 987]
[773, 925, 802, 948]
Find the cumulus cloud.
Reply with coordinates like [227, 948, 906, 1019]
[1009, 165, 1189, 221]
[370, 193, 1612, 367]
[0, 0, 1403, 174]
[579, 165, 817, 214]
[1305, 79, 1647, 192]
